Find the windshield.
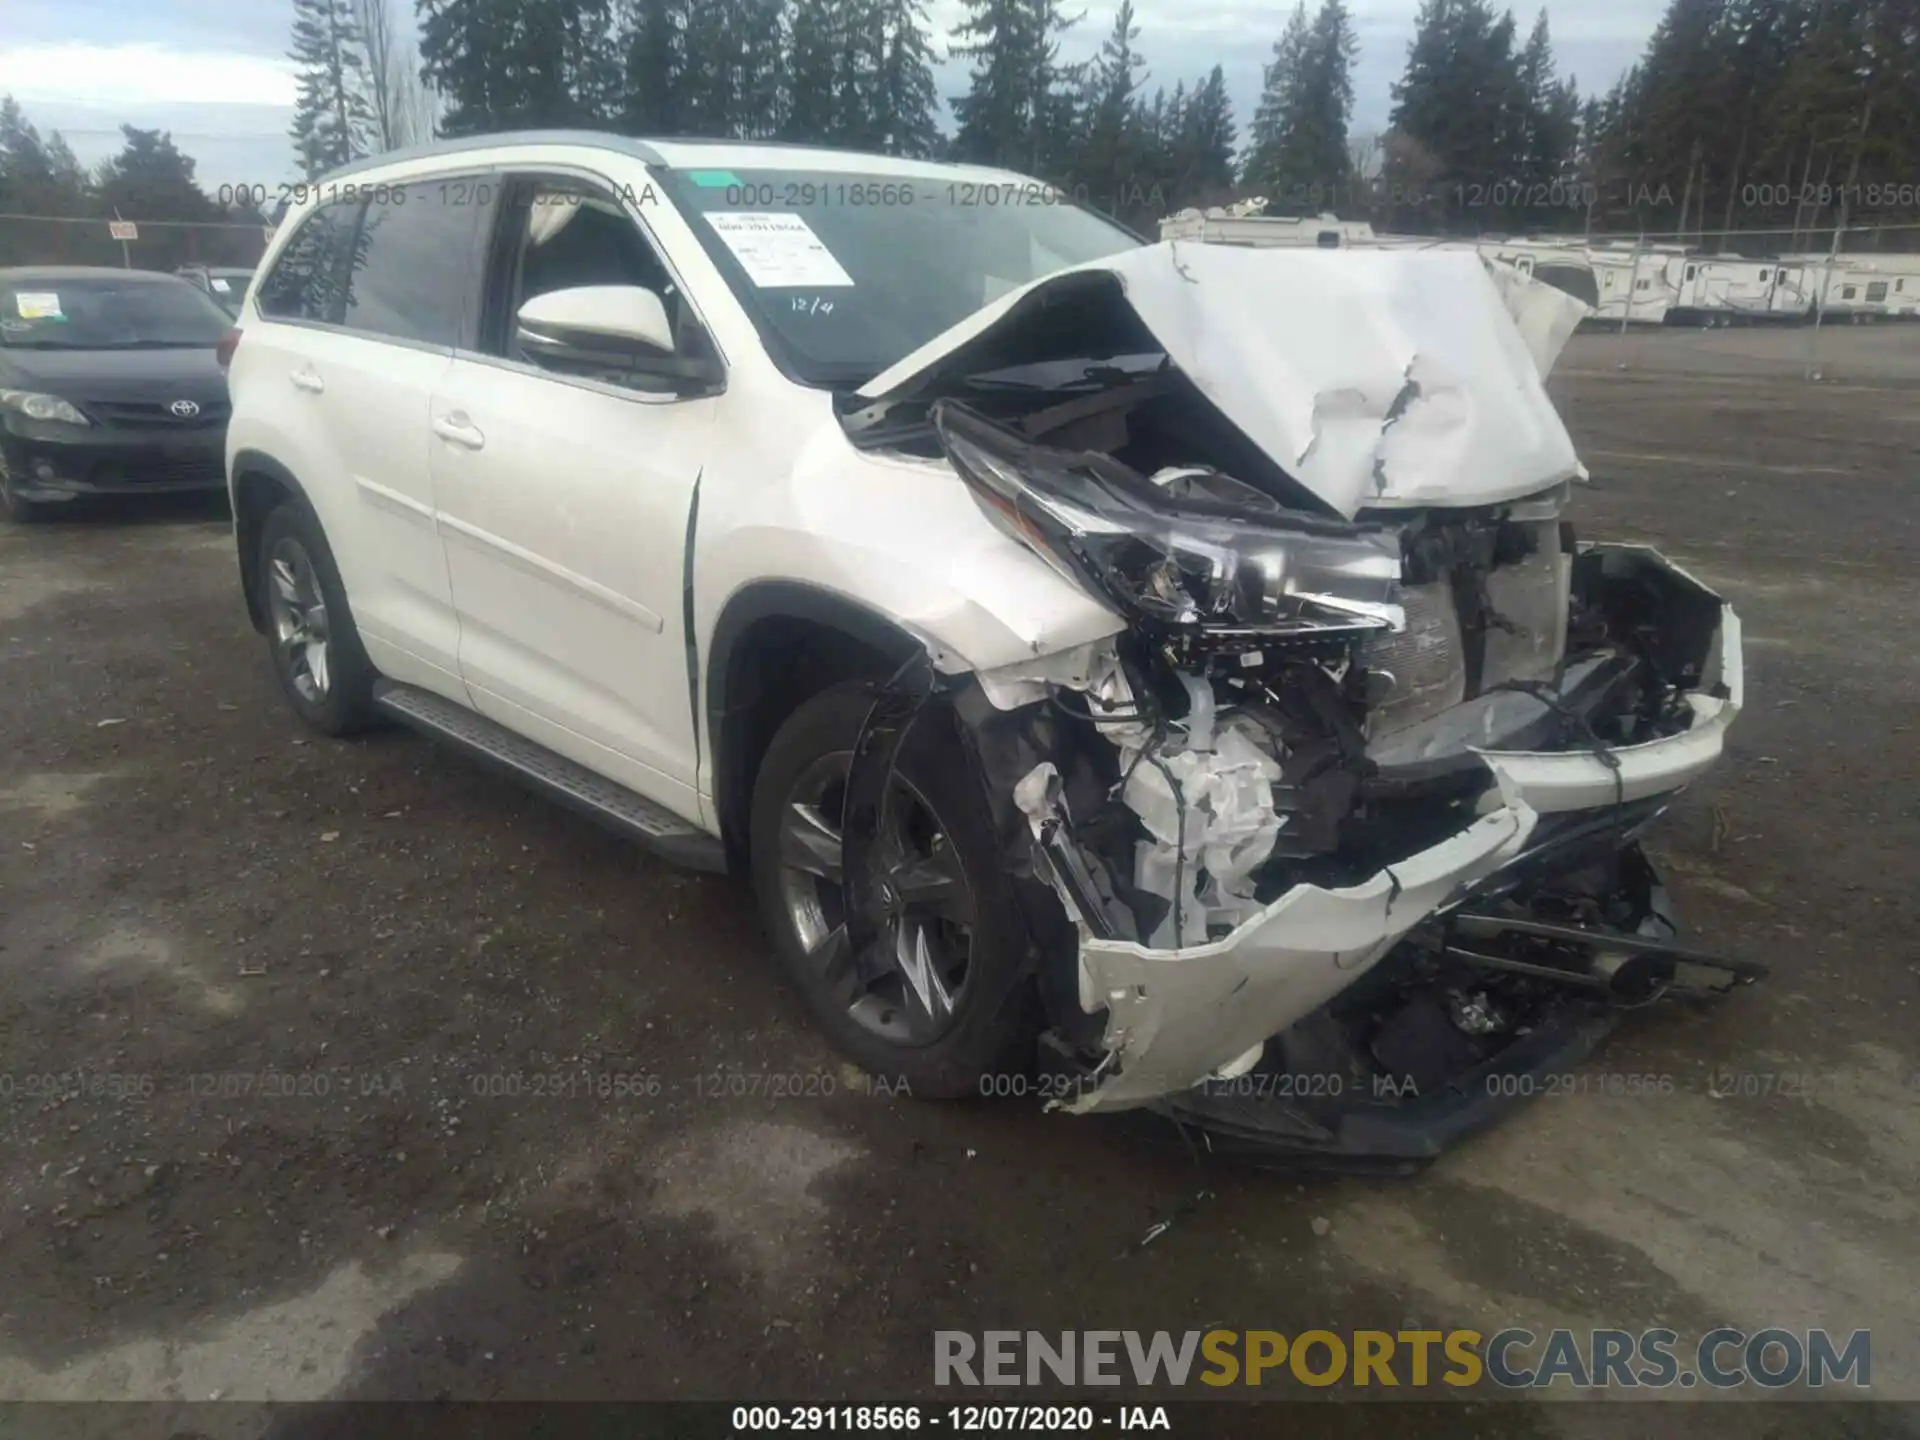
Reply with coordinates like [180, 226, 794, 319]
[658, 168, 1144, 386]
[0, 278, 233, 349]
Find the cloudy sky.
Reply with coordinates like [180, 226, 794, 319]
[0, 0, 1662, 195]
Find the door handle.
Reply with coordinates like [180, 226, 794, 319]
[431, 414, 485, 451]
[290, 367, 325, 394]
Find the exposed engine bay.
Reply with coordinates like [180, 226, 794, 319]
[834, 244, 1760, 1163]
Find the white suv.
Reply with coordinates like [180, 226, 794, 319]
[224, 132, 1755, 1162]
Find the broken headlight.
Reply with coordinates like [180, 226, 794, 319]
[934, 400, 1405, 637]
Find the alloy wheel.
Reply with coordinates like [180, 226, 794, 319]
[776, 751, 977, 1045]
[266, 535, 332, 703]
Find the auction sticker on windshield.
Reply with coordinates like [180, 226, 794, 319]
[703, 212, 854, 288]
[14, 292, 62, 320]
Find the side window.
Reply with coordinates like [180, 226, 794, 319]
[341, 182, 481, 347]
[257, 200, 358, 323]
[1866, 281, 1888, 303]
[481, 175, 718, 391]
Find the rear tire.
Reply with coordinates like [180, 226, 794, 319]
[257, 499, 378, 736]
[750, 682, 1039, 1099]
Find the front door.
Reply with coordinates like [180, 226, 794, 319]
[430, 172, 719, 818]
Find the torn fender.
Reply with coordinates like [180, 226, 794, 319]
[1062, 785, 1540, 1113]
[1478, 256, 1593, 378]
[857, 243, 1585, 520]
[1477, 545, 1743, 814]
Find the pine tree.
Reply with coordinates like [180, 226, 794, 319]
[1513, 12, 1580, 227]
[288, 0, 373, 176]
[1081, 0, 1145, 210]
[95, 126, 217, 221]
[43, 132, 91, 202]
[783, 0, 846, 142]
[1386, 0, 1531, 229]
[950, 0, 1080, 174]
[867, 0, 941, 155]
[1245, 4, 1311, 200]
[619, 0, 687, 133]
[1182, 66, 1238, 202]
[1243, 0, 1357, 212]
[421, 0, 617, 135]
[0, 97, 55, 191]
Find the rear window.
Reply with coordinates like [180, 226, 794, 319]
[0, 277, 230, 349]
[257, 200, 360, 324]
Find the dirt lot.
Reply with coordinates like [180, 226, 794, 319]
[0, 326, 1916, 1434]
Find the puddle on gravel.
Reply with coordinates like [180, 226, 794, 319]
[0, 771, 118, 819]
[0, 1246, 462, 1400]
[646, 1118, 865, 1278]
[72, 925, 244, 1016]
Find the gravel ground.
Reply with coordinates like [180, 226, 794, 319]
[0, 327, 1915, 1435]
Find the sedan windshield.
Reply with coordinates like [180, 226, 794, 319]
[658, 169, 1144, 386]
[0, 278, 233, 349]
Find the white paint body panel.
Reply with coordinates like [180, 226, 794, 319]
[226, 322, 466, 699]
[429, 355, 713, 814]
[233, 140, 1126, 840]
[1067, 788, 1539, 1112]
[1478, 558, 1742, 814]
[860, 243, 1587, 520]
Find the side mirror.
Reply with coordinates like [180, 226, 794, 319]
[514, 284, 723, 394]
[517, 284, 676, 360]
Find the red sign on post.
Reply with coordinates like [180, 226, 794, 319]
[109, 220, 139, 242]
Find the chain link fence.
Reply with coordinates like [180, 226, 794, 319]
[0, 215, 270, 273]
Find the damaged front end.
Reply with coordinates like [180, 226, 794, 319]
[838, 245, 1760, 1164]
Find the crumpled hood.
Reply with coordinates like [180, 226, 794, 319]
[858, 242, 1589, 520]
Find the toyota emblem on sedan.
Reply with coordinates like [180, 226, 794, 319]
[170, 399, 201, 418]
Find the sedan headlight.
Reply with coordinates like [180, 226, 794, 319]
[933, 400, 1404, 638]
[0, 390, 90, 426]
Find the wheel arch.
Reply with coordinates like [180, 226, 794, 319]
[230, 450, 317, 634]
[705, 580, 924, 862]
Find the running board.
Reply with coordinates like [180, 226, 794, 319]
[372, 681, 728, 874]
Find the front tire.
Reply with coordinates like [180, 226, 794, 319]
[257, 500, 377, 736]
[749, 682, 1039, 1098]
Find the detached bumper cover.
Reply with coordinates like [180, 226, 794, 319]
[1056, 548, 1743, 1114]
[1064, 786, 1538, 1112]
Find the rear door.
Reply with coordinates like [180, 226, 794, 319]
[246, 181, 485, 694]
[430, 170, 719, 815]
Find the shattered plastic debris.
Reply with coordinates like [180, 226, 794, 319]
[1447, 989, 1507, 1036]
[1014, 760, 1137, 941]
[1117, 717, 1284, 948]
